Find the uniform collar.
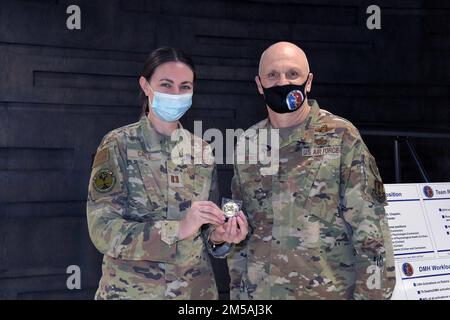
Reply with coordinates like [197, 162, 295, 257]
[139, 115, 189, 153]
[267, 99, 320, 148]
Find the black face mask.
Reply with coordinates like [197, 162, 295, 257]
[259, 75, 309, 114]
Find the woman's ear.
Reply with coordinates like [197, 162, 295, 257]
[139, 76, 151, 97]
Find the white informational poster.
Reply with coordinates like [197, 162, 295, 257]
[387, 183, 450, 300]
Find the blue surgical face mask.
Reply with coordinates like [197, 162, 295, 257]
[148, 84, 193, 122]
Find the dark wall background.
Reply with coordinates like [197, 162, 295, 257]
[0, 0, 449, 299]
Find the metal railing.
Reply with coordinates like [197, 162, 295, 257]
[360, 129, 450, 183]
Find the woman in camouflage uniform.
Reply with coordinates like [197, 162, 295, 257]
[86, 47, 247, 299]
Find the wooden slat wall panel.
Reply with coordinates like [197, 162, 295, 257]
[0, 0, 449, 299]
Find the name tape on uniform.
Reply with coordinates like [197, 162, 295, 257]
[302, 146, 341, 157]
[128, 149, 162, 161]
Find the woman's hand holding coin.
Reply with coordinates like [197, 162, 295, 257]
[210, 211, 249, 244]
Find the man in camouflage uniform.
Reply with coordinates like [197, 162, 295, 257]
[227, 42, 396, 299]
[87, 115, 224, 299]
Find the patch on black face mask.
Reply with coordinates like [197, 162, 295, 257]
[259, 75, 309, 114]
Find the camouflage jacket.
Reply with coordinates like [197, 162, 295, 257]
[228, 100, 396, 300]
[87, 116, 219, 300]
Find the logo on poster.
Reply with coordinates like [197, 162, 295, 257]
[402, 262, 414, 277]
[423, 185, 434, 198]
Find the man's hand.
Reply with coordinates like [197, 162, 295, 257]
[178, 201, 225, 240]
[210, 211, 249, 244]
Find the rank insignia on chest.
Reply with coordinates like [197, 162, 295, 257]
[169, 174, 184, 187]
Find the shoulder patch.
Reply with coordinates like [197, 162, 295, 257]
[93, 168, 116, 193]
[92, 148, 109, 168]
[373, 180, 387, 203]
[361, 154, 387, 205]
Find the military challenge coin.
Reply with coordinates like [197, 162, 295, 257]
[221, 198, 243, 220]
[223, 202, 239, 219]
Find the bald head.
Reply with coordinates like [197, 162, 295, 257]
[258, 42, 310, 77]
[256, 41, 313, 97]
